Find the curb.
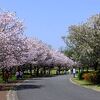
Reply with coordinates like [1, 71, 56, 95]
[7, 90, 18, 100]
[69, 78, 80, 86]
[6, 79, 30, 100]
[6, 83, 21, 100]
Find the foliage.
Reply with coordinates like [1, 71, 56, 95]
[78, 71, 84, 80]
[0, 11, 28, 68]
[0, 11, 76, 83]
[62, 14, 100, 69]
[0, 11, 74, 72]
[82, 73, 91, 81]
[82, 71, 100, 84]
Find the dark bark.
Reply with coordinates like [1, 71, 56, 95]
[78, 67, 80, 73]
[36, 67, 39, 76]
[2, 69, 9, 83]
[48, 67, 51, 75]
[94, 62, 98, 71]
[43, 66, 46, 75]
[58, 66, 61, 75]
[29, 64, 32, 76]
[2, 68, 5, 81]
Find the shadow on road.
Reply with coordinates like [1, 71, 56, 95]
[16, 84, 44, 91]
[0, 84, 17, 91]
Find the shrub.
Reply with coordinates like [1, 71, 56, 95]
[82, 73, 91, 81]
[94, 71, 100, 84]
[78, 71, 84, 80]
[82, 71, 100, 84]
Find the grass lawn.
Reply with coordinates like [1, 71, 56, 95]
[51, 69, 56, 75]
[71, 77, 100, 92]
[0, 75, 17, 83]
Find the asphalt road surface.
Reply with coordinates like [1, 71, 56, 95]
[16, 75, 100, 100]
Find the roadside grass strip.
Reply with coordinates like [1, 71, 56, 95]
[70, 77, 100, 92]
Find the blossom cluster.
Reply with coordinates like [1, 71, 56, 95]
[0, 12, 75, 68]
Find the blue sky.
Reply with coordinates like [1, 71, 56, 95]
[0, 0, 100, 49]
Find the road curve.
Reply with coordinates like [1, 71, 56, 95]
[16, 75, 100, 100]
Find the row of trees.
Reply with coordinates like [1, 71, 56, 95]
[0, 11, 74, 76]
[62, 14, 100, 70]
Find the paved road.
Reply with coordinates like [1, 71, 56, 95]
[16, 75, 100, 100]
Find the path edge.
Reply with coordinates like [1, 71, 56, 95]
[69, 77, 100, 92]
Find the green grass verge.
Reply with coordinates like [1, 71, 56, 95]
[51, 69, 56, 75]
[72, 78, 100, 92]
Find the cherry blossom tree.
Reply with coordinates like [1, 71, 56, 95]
[25, 37, 75, 76]
[0, 11, 28, 82]
[0, 11, 75, 80]
[0, 11, 28, 68]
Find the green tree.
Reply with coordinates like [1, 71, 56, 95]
[63, 14, 100, 70]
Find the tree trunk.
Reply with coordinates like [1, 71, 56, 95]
[94, 62, 98, 71]
[29, 64, 32, 76]
[2, 68, 5, 81]
[78, 67, 80, 73]
[36, 67, 39, 76]
[43, 66, 46, 75]
[48, 67, 51, 75]
[33, 66, 36, 75]
[58, 66, 61, 75]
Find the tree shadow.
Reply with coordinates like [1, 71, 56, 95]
[16, 84, 44, 91]
[0, 82, 44, 91]
[0, 84, 17, 91]
[0, 75, 57, 91]
[24, 80, 36, 83]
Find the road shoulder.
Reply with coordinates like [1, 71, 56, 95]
[70, 77, 100, 92]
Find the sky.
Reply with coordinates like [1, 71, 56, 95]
[0, 0, 100, 49]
